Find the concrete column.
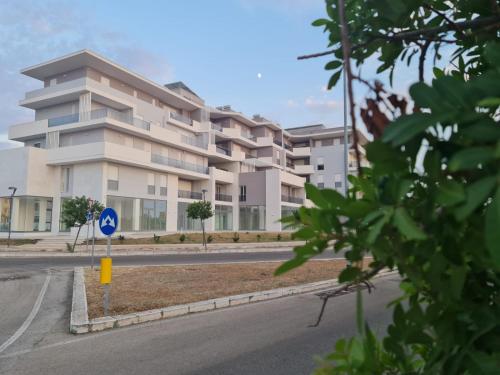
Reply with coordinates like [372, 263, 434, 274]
[166, 174, 178, 232]
[52, 195, 61, 235]
[133, 198, 141, 231]
[39, 199, 47, 232]
[265, 169, 282, 231]
[10, 197, 20, 232]
[79, 92, 92, 120]
[206, 168, 216, 232]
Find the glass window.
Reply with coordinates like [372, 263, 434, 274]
[239, 185, 246, 202]
[281, 205, 298, 230]
[108, 165, 119, 191]
[107, 196, 135, 231]
[177, 202, 202, 231]
[239, 206, 265, 231]
[0, 196, 53, 232]
[61, 167, 71, 192]
[215, 205, 233, 231]
[140, 199, 166, 231]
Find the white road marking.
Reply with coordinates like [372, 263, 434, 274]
[0, 271, 51, 354]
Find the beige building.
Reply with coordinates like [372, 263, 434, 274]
[0, 50, 323, 236]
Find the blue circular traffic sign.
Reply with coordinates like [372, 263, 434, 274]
[99, 207, 118, 236]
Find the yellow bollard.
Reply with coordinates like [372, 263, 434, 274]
[100, 257, 112, 284]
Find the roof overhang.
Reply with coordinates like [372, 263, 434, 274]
[21, 50, 201, 111]
[209, 108, 282, 131]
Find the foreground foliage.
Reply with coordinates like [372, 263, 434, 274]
[280, 1, 500, 373]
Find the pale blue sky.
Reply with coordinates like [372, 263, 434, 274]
[0, 0, 429, 148]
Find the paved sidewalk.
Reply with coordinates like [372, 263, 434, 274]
[0, 241, 304, 257]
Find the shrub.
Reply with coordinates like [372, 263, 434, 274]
[277, 234, 282, 241]
[153, 234, 160, 244]
[179, 234, 186, 243]
[256, 234, 261, 242]
[232, 232, 240, 242]
[207, 235, 213, 243]
[65, 242, 73, 253]
[118, 234, 125, 243]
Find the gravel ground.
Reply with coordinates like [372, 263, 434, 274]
[85, 259, 368, 318]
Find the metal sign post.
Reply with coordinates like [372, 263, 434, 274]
[91, 217, 95, 270]
[98, 207, 118, 316]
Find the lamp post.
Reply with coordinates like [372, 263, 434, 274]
[7, 186, 17, 248]
[202, 189, 207, 201]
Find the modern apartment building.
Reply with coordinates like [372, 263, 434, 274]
[0, 50, 366, 237]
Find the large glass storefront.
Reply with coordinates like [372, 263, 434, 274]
[214, 205, 233, 231]
[239, 205, 265, 231]
[281, 205, 298, 230]
[0, 196, 53, 232]
[177, 202, 202, 231]
[107, 196, 167, 232]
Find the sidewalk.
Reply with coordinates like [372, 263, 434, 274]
[0, 241, 304, 257]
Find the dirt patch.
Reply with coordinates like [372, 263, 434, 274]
[0, 239, 38, 246]
[85, 259, 369, 319]
[94, 231, 294, 246]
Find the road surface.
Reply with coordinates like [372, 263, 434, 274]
[0, 252, 398, 374]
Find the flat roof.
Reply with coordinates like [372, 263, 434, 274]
[21, 49, 201, 111]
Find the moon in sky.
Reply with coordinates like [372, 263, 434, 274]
[257, 73, 262, 79]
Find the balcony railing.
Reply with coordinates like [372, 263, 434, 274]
[170, 111, 193, 126]
[241, 132, 257, 142]
[178, 190, 203, 199]
[286, 161, 295, 169]
[239, 195, 246, 202]
[47, 108, 151, 131]
[273, 138, 283, 146]
[216, 145, 231, 156]
[211, 122, 224, 132]
[284, 143, 292, 151]
[151, 153, 209, 174]
[215, 193, 232, 202]
[181, 135, 207, 149]
[281, 195, 304, 204]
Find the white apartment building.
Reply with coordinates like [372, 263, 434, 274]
[0, 50, 366, 237]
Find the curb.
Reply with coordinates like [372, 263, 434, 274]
[69, 267, 398, 334]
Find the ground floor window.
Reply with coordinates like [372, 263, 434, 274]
[0, 196, 52, 232]
[239, 205, 265, 231]
[215, 205, 233, 231]
[281, 205, 298, 230]
[177, 202, 202, 231]
[106, 196, 166, 232]
[107, 196, 135, 231]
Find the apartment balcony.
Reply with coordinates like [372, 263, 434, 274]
[283, 143, 293, 151]
[281, 195, 304, 204]
[180, 134, 207, 149]
[215, 145, 231, 156]
[273, 138, 283, 147]
[178, 190, 203, 199]
[47, 108, 151, 131]
[151, 153, 209, 174]
[211, 122, 224, 132]
[291, 146, 311, 158]
[169, 111, 193, 126]
[293, 164, 314, 175]
[215, 193, 232, 202]
[240, 132, 257, 143]
[280, 170, 306, 188]
[212, 167, 235, 183]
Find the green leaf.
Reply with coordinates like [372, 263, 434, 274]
[366, 211, 392, 244]
[339, 267, 362, 283]
[348, 338, 365, 368]
[436, 180, 466, 206]
[410, 82, 449, 111]
[449, 147, 495, 171]
[461, 118, 500, 141]
[325, 60, 342, 70]
[383, 113, 440, 146]
[327, 70, 342, 89]
[311, 18, 330, 27]
[485, 188, 500, 266]
[305, 183, 328, 207]
[454, 176, 497, 221]
[477, 97, 500, 107]
[449, 266, 467, 299]
[393, 207, 427, 240]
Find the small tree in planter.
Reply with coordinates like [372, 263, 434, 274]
[187, 200, 213, 251]
[61, 196, 104, 252]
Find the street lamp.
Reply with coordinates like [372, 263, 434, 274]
[202, 189, 207, 201]
[7, 186, 17, 248]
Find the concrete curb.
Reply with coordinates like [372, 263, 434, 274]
[69, 267, 89, 334]
[70, 267, 398, 334]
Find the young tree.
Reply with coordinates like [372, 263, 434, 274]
[61, 196, 104, 252]
[279, 1, 500, 373]
[187, 200, 213, 250]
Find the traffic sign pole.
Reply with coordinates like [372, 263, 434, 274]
[91, 217, 95, 270]
[98, 207, 117, 317]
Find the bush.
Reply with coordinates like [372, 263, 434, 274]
[207, 235, 213, 243]
[118, 234, 125, 243]
[153, 234, 160, 244]
[257, 234, 261, 242]
[277, 234, 282, 241]
[232, 232, 240, 242]
[179, 234, 186, 243]
[65, 242, 73, 253]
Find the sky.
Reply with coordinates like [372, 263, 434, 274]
[0, 0, 429, 150]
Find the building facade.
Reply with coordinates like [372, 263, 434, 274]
[0, 50, 365, 237]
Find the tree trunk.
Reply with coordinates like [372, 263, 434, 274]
[201, 219, 207, 251]
[72, 224, 82, 252]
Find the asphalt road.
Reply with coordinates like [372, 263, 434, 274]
[0, 272, 400, 375]
[0, 251, 338, 272]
